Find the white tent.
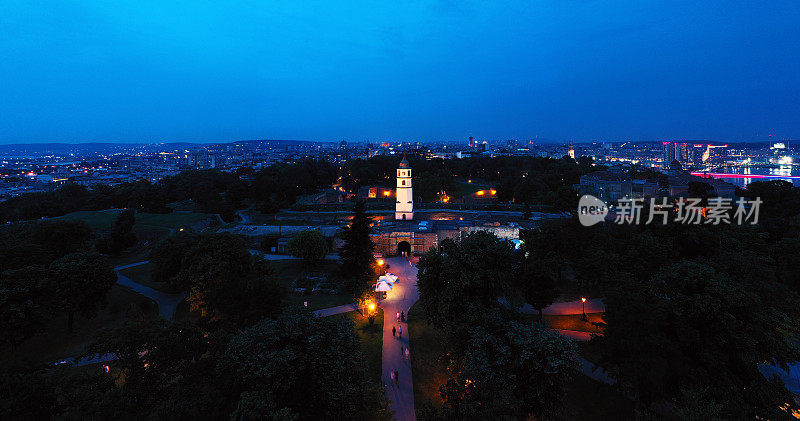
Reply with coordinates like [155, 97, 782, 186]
[375, 281, 392, 292]
[378, 274, 398, 285]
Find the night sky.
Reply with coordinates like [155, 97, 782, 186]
[1, 1, 799, 143]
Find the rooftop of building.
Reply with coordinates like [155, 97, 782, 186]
[398, 155, 410, 168]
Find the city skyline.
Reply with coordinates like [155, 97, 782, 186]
[2, 1, 799, 144]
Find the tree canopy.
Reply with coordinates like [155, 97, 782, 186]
[416, 231, 576, 419]
[220, 308, 390, 420]
[286, 229, 330, 261]
[150, 232, 284, 324]
[48, 251, 117, 333]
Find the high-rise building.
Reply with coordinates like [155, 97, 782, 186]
[663, 142, 675, 163]
[468, 136, 475, 148]
[395, 156, 414, 220]
[675, 143, 688, 163]
[568, 141, 575, 159]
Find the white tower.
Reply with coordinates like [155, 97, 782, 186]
[395, 156, 414, 220]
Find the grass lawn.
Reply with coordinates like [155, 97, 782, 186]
[53, 209, 214, 235]
[134, 211, 214, 230]
[329, 309, 384, 382]
[270, 259, 354, 311]
[0, 284, 158, 367]
[52, 209, 121, 231]
[407, 304, 448, 414]
[543, 312, 605, 334]
[453, 179, 493, 198]
[53, 209, 217, 269]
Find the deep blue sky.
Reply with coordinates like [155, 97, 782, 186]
[1, 1, 799, 144]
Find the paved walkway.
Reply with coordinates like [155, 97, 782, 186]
[381, 257, 420, 421]
[519, 298, 606, 316]
[312, 303, 360, 317]
[114, 261, 187, 320]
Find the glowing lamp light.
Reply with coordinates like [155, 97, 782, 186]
[489, 189, 497, 195]
[377, 259, 385, 266]
[383, 191, 391, 196]
[581, 297, 587, 303]
[368, 302, 376, 312]
[476, 190, 485, 196]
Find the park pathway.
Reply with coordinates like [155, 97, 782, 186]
[312, 303, 360, 317]
[114, 261, 186, 320]
[381, 256, 420, 421]
[55, 261, 187, 367]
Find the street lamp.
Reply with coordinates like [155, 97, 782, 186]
[581, 297, 588, 321]
[367, 301, 377, 326]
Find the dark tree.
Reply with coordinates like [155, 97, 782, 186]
[287, 229, 329, 261]
[338, 201, 376, 295]
[417, 231, 517, 334]
[220, 308, 390, 420]
[595, 260, 800, 418]
[440, 323, 576, 420]
[96, 209, 137, 255]
[417, 232, 576, 420]
[162, 233, 284, 324]
[0, 265, 49, 350]
[48, 251, 116, 333]
[149, 232, 201, 289]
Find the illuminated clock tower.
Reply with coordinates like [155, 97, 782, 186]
[395, 156, 414, 220]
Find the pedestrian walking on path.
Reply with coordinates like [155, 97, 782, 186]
[398, 325, 402, 337]
[401, 311, 405, 322]
[392, 326, 396, 337]
[390, 370, 395, 385]
[405, 347, 410, 360]
[396, 311, 400, 322]
[395, 369, 400, 384]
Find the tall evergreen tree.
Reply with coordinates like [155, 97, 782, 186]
[338, 201, 375, 296]
[96, 209, 137, 255]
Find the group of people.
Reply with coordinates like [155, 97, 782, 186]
[389, 310, 409, 388]
[391, 311, 406, 338]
